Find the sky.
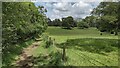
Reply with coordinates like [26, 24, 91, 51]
[34, 0, 102, 20]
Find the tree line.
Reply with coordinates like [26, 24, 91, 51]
[47, 16, 77, 29]
[47, 2, 120, 35]
[47, 15, 97, 29]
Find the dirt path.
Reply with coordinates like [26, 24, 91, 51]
[12, 41, 41, 67]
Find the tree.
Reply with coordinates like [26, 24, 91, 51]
[84, 16, 97, 27]
[97, 15, 117, 32]
[91, 2, 119, 35]
[2, 2, 47, 65]
[62, 16, 74, 29]
[117, 1, 120, 32]
[47, 18, 62, 26]
[77, 20, 89, 29]
[52, 19, 61, 26]
[47, 18, 52, 26]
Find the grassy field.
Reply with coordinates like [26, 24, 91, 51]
[9, 26, 118, 66]
[28, 39, 118, 66]
[26, 26, 118, 66]
[45, 26, 118, 43]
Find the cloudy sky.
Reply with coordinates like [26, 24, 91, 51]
[34, 1, 101, 20]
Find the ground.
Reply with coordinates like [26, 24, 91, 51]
[12, 26, 118, 66]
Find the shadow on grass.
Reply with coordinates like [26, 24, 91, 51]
[2, 39, 34, 67]
[62, 27, 72, 30]
[56, 38, 119, 55]
[4, 51, 64, 68]
[33, 51, 64, 66]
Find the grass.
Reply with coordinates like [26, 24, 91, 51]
[26, 38, 118, 66]
[2, 39, 35, 67]
[5, 26, 118, 66]
[27, 41, 63, 66]
[65, 49, 118, 66]
[44, 26, 119, 66]
[21, 26, 118, 66]
[56, 38, 118, 66]
[45, 26, 118, 43]
[29, 41, 58, 57]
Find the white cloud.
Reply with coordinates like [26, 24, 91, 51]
[35, 1, 101, 20]
[72, 1, 89, 7]
[35, 0, 104, 2]
[47, 1, 96, 20]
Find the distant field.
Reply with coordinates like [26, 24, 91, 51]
[45, 26, 118, 43]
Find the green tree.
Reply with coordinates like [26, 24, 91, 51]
[52, 19, 61, 26]
[47, 18, 52, 26]
[2, 2, 47, 65]
[91, 2, 119, 35]
[84, 16, 97, 27]
[77, 20, 89, 29]
[62, 16, 74, 29]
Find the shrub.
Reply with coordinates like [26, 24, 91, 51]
[45, 37, 53, 48]
[48, 51, 63, 65]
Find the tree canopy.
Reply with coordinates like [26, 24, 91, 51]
[91, 2, 119, 35]
[2, 2, 47, 58]
[61, 16, 74, 29]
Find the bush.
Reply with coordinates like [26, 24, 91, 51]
[48, 51, 63, 65]
[2, 2, 47, 66]
[45, 37, 53, 48]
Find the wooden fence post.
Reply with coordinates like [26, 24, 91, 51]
[62, 46, 66, 61]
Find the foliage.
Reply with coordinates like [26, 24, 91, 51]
[91, 2, 119, 35]
[47, 18, 62, 26]
[61, 16, 74, 29]
[2, 2, 47, 66]
[96, 15, 117, 32]
[117, 1, 120, 30]
[2, 39, 34, 66]
[52, 19, 61, 26]
[45, 37, 53, 48]
[47, 16, 77, 28]
[2, 2, 47, 50]
[41, 34, 53, 48]
[48, 51, 63, 65]
[77, 20, 89, 29]
[84, 16, 97, 27]
[34, 51, 63, 66]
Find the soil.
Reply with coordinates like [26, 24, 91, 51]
[12, 41, 41, 68]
